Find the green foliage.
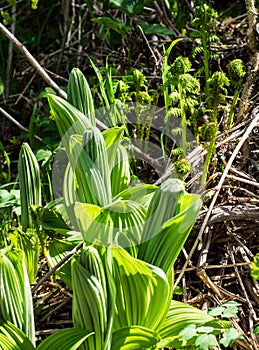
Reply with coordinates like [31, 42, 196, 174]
[0, 319, 93, 350]
[208, 301, 241, 318]
[227, 59, 246, 128]
[0, 248, 35, 345]
[251, 253, 259, 280]
[191, 2, 221, 96]
[18, 143, 42, 232]
[109, 0, 154, 17]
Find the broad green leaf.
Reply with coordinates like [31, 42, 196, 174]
[114, 184, 157, 209]
[18, 143, 42, 231]
[48, 94, 91, 141]
[0, 319, 34, 350]
[83, 128, 112, 202]
[68, 68, 96, 126]
[0, 249, 35, 346]
[37, 328, 94, 350]
[138, 180, 202, 275]
[9, 229, 40, 283]
[107, 199, 146, 244]
[138, 22, 175, 36]
[111, 326, 160, 349]
[110, 145, 131, 197]
[112, 247, 170, 331]
[92, 17, 133, 35]
[71, 259, 107, 350]
[102, 127, 125, 171]
[219, 328, 242, 347]
[109, 0, 154, 16]
[74, 202, 101, 233]
[40, 208, 71, 233]
[79, 245, 116, 350]
[195, 334, 217, 350]
[69, 135, 110, 206]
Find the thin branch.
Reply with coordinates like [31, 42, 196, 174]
[0, 22, 67, 100]
[174, 106, 259, 289]
[31, 241, 83, 293]
[5, 5, 16, 101]
[0, 106, 42, 141]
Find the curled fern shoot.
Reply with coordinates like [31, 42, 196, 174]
[227, 59, 246, 129]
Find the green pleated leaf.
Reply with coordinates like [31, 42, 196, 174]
[79, 246, 115, 350]
[71, 259, 107, 350]
[0, 249, 35, 346]
[68, 68, 96, 126]
[114, 184, 157, 209]
[48, 94, 91, 140]
[0, 319, 34, 350]
[74, 202, 101, 234]
[140, 179, 185, 243]
[138, 181, 202, 276]
[107, 199, 146, 244]
[102, 126, 125, 170]
[37, 328, 94, 350]
[112, 247, 170, 331]
[111, 326, 160, 349]
[69, 134, 111, 206]
[18, 143, 42, 231]
[9, 229, 40, 283]
[83, 128, 112, 203]
[110, 145, 131, 197]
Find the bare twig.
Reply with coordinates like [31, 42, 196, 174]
[31, 241, 83, 293]
[0, 22, 67, 99]
[174, 107, 259, 289]
[5, 5, 16, 101]
[0, 106, 42, 141]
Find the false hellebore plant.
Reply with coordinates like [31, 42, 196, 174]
[0, 68, 230, 349]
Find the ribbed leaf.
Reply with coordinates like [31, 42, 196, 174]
[48, 94, 91, 140]
[9, 229, 40, 283]
[68, 68, 96, 126]
[107, 200, 146, 244]
[80, 246, 115, 350]
[0, 319, 34, 350]
[138, 181, 202, 275]
[71, 259, 107, 350]
[112, 247, 170, 331]
[82, 199, 146, 246]
[110, 145, 131, 197]
[114, 184, 156, 209]
[102, 127, 125, 170]
[74, 202, 101, 234]
[69, 134, 111, 206]
[111, 326, 160, 349]
[0, 249, 35, 346]
[18, 143, 42, 231]
[83, 128, 112, 203]
[37, 328, 94, 350]
[140, 179, 185, 243]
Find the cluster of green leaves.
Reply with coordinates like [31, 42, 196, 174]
[0, 68, 236, 350]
